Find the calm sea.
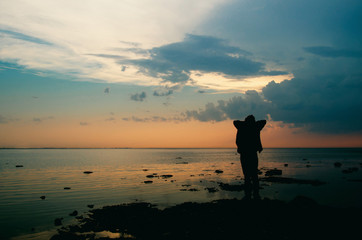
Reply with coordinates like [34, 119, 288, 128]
[1, 148, 362, 239]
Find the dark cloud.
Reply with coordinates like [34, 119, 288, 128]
[126, 34, 286, 85]
[104, 87, 110, 94]
[304, 47, 362, 58]
[185, 91, 270, 122]
[202, 1, 362, 49]
[153, 85, 182, 97]
[262, 75, 362, 133]
[186, 74, 362, 133]
[130, 91, 147, 101]
[80, 122, 89, 126]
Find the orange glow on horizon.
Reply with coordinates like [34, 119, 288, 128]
[0, 119, 361, 148]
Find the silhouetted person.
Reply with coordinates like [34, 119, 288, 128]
[233, 115, 266, 200]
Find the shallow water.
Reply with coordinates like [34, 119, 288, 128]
[1, 148, 362, 239]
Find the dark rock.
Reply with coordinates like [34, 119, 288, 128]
[176, 157, 182, 159]
[190, 175, 195, 177]
[176, 162, 188, 164]
[144, 181, 153, 184]
[205, 187, 218, 193]
[257, 170, 263, 175]
[83, 171, 93, 174]
[16, 165, 24, 168]
[188, 188, 199, 191]
[40, 196, 46, 200]
[215, 170, 224, 174]
[306, 165, 311, 168]
[182, 184, 191, 187]
[347, 179, 362, 182]
[289, 196, 319, 208]
[284, 164, 289, 167]
[142, 169, 148, 171]
[64, 187, 71, 190]
[75, 215, 83, 220]
[50, 198, 362, 240]
[334, 162, 342, 167]
[265, 169, 282, 176]
[69, 210, 78, 216]
[146, 175, 155, 178]
[54, 218, 63, 226]
[218, 182, 244, 191]
[87, 204, 94, 208]
[261, 177, 326, 186]
[302, 158, 307, 161]
[342, 167, 359, 174]
[161, 175, 173, 178]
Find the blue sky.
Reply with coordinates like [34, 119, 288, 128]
[0, 0, 361, 147]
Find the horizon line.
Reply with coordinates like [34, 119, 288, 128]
[1, 147, 361, 150]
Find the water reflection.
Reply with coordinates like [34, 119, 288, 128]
[1, 148, 362, 239]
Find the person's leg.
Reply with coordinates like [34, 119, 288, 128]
[240, 153, 251, 199]
[250, 152, 260, 199]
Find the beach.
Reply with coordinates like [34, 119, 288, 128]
[1, 148, 362, 239]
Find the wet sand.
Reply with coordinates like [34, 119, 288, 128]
[51, 195, 361, 240]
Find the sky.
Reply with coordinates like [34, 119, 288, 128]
[0, 0, 362, 148]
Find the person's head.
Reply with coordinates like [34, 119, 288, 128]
[245, 115, 255, 124]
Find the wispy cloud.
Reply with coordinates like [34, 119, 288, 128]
[0, 29, 52, 45]
[122, 115, 187, 123]
[79, 122, 89, 126]
[32, 116, 54, 123]
[0, 0, 228, 87]
[0, 114, 11, 124]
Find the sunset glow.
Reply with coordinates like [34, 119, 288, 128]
[1, 0, 362, 148]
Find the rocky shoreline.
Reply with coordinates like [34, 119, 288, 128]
[51, 196, 361, 240]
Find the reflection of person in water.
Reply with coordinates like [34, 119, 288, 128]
[233, 115, 266, 200]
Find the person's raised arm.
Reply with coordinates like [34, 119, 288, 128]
[256, 120, 266, 131]
[233, 120, 245, 129]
